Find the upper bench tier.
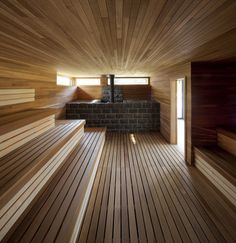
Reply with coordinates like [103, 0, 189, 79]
[0, 109, 58, 158]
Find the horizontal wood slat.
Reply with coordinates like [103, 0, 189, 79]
[0, 89, 35, 106]
[5, 128, 106, 243]
[0, 109, 60, 158]
[195, 147, 236, 207]
[0, 77, 78, 118]
[0, 89, 35, 94]
[0, 117, 55, 158]
[0, 109, 57, 136]
[217, 129, 236, 157]
[77, 85, 151, 101]
[0, 120, 85, 241]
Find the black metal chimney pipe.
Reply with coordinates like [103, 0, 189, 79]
[110, 74, 115, 103]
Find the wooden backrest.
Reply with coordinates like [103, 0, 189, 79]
[0, 109, 57, 158]
[217, 128, 236, 157]
[0, 89, 35, 106]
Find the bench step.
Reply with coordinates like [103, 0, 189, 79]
[0, 109, 58, 158]
[0, 120, 85, 241]
[194, 146, 236, 207]
[217, 128, 236, 157]
[4, 128, 106, 243]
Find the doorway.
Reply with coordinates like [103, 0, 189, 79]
[176, 78, 185, 154]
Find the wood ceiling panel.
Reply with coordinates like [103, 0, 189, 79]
[0, 0, 236, 77]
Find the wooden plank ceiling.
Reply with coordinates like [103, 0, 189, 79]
[0, 0, 236, 77]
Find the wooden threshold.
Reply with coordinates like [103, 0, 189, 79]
[77, 132, 236, 243]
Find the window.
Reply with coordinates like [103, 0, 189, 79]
[76, 78, 100, 86]
[57, 76, 71, 86]
[108, 77, 149, 85]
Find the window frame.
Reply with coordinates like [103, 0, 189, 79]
[107, 77, 150, 85]
[75, 77, 101, 86]
[56, 75, 72, 86]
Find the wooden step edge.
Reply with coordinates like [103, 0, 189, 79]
[217, 131, 236, 157]
[0, 109, 58, 136]
[195, 154, 236, 193]
[0, 121, 55, 159]
[217, 128, 236, 140]
[0, 117, 55, 151]
[194, 147, 236, 186]
[0, 115, 55, 143]
[195, 160, 236, 207]
[56, 119, 86, 126]
[195, 147, 236, 176]
[0, 124, 85, 241]
[85, 127, 107, 133]
[0, 117, 55, 159]
[57, 129, 106, 243]
[0, 109, 58, 125]
[0, 120, 85, 208]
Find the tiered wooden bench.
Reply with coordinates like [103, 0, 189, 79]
[3, 128, 106, 243]
[195, 129, 236, 206]
[217, 128, 236, 157]
[0, 119, 85, 241]
[0, 109, 56, 158]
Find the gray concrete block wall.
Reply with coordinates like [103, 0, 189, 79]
[66, 101, 160, 132]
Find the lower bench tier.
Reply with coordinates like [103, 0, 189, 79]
[3, 127, 106, 243]
[194, 146, 236, 207]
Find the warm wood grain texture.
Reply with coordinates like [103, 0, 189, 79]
[77, 84, 151, 100]
[217, 129, 236, 157]
[0, 109, 55, 135]
[77, 133, 236, 243]
[0, 115, 55, 158]
[0, 70, 78, 118]
[0, 0, 236, 163]
[5, 128, 106, 243]
[0, 1, 236, 77]
[195, 147, 236, 206]
[151, 63, 192, 163]
[0, 120, 85, 241]
[191, 62, 236, 147]
[0, 89, 35, 106]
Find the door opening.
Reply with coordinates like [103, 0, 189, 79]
[176, 78, 185, 154]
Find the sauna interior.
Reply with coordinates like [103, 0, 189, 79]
[0, 1, 236, 242]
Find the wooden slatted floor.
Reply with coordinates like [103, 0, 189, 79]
[78, 132, 236, 243]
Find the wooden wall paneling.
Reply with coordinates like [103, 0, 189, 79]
[77, 85, 102, 100]
[0, 70, 78, 117]
[151, 76, 170, 141]
[151, 63, 192, 164]
[122, 85, 151, 100]
[77, 85, 151, 101]
[191, 62, 236, 148]
[0, 89, 35, 106]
